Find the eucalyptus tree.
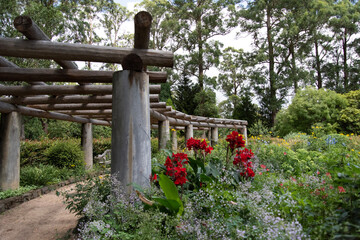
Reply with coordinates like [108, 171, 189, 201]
[237, 0, 292, 126]
[329, 0, 360, 92]
[169, 0, 237, 90]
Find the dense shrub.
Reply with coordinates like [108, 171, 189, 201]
[20, 139, 52, 166]
[339, 90, 360, 134]
[23, 116, 45, 140]
[45, 140, 84, 168]
[275, 87, 347, 136]
[20, 164, 70, 186]
[47, 120, 81, 139]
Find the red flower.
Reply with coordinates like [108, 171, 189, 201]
[226, 131, 245, 150]
[205, 146, 213, 154]
[260, 164, 266, 169]
[338, 186, 346, 193]
[150, 174, 158, 182]
[164, 153, 189, 186]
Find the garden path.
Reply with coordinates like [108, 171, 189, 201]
[0, 184, 79, 240]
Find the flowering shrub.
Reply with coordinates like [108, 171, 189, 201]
[165, 153, 189, 186]
[226, 131, 246, 150]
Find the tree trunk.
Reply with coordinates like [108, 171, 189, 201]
[314, 39, 322, 89]
[267, 4, 276, 126]
[342, 30, 348, 92]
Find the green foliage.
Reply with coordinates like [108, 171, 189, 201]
[45, 140, 84, 169]
[248, 120, 270, 136]
[20, 139, 52, 166]
[275, 87, 348, 136]
[93, 125, 112, 139]
[23, 117, 45, 140]
[20, 164, 71, 187]
[339, 90, 360, 134]
[0, 185, 37, 200]
[48, 120, 81, 139]
[194, 88, 219, 117]
[173, 77, 201, 115]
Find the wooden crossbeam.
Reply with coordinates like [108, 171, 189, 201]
[0, 100, 110, 126]
[0, 94, 159, 105]
[0, 84, 161, 96]
[0, 38, 174, 67]
[0, 67, 167, 84]
[26, 102, 166, 110]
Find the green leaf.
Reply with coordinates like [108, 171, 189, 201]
[152, 197, 181, 213]
[157, 174, 184, 215]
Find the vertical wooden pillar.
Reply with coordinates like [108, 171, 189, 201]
[0, 112, 21, 190]
[207, 129, 212, 144]
[211, 127, 218, 146]
[201, 130, 206, 140]
[81, 123, 93, 170]
[185, 124, 193, 141]
[111, 70, 151, 189]
[171, 128, 177, 151]
[158, 119, 170, 150]
[243, 126, 248, 144]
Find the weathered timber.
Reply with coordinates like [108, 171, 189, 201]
[0, 38, 174, 68]
[171, 129, 177, 151]
[0, 84, 161, 96]
[134, 11, 152, 49]
[112, 71, 151, 190]
[0, 68, 167, 84]
[0, 57, 46, 86]
[0, 101, 110, 126]
[0, 94, 159, 105]
[122, 54, 143, 71]
[56, 110, 112, 115]
[14, 16, 78, 70]
[185, 124, 194, 141]
[158, 120, 170, 150]
[81, 123, 93, 170]
[25, 102, 164, 110]
[211, 127, 219, 146]
[0, 112, 21, 191]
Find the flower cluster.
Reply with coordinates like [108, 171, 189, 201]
[186, 137, 213, 156]
[233, 148, 255, 178]
[165, 153, 189, 186]
[226, 131, 245, 150]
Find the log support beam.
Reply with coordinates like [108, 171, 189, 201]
[171, 128, 177, 151]
[0, 112, 21, 190]
[185, 124, 193, 142]
[111, 70, 151, 191]
[81, 123, 93, 170]
[211, 127, 218, 146]
[158, 119, 170, 150]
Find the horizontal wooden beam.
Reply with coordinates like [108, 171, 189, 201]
[0, 84, 161, 96]
[0, 100, 110, 126]
[0, 67, 167, 84]
[26, 102, 166, 110]
[14, 16, 78, 70]
[0, 94, 159, 105]
[0, 38, 174, 68]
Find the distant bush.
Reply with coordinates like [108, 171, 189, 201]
[46, 140, 84, 169]
[339, 90, 360, 134]
[275, 87, 347, 136]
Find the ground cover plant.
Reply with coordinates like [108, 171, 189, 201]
[61, 131, 360, 239]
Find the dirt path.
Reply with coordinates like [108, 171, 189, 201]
[0, 184, 79, 240]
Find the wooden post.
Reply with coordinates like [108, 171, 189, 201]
[171, 128, 177, 151]
[0, 112, 21, 190]
[111, 69, 151, 190]
[158, 119, 170, 150]
[185, 124, 193, 141]
[207, 129, 212, 144]
[81, 123, 93, 170]
[201, 130, 206, 139]
[211, 127, 218, 146]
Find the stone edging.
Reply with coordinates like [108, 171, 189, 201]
[0, 171, 104, 214]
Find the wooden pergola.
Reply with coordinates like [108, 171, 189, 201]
[0, 12, 247, 191]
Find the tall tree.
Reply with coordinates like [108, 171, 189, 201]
[330, 0, 360, 92]
[170, 0, 236, 89]
[238, 0, 291, 126]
